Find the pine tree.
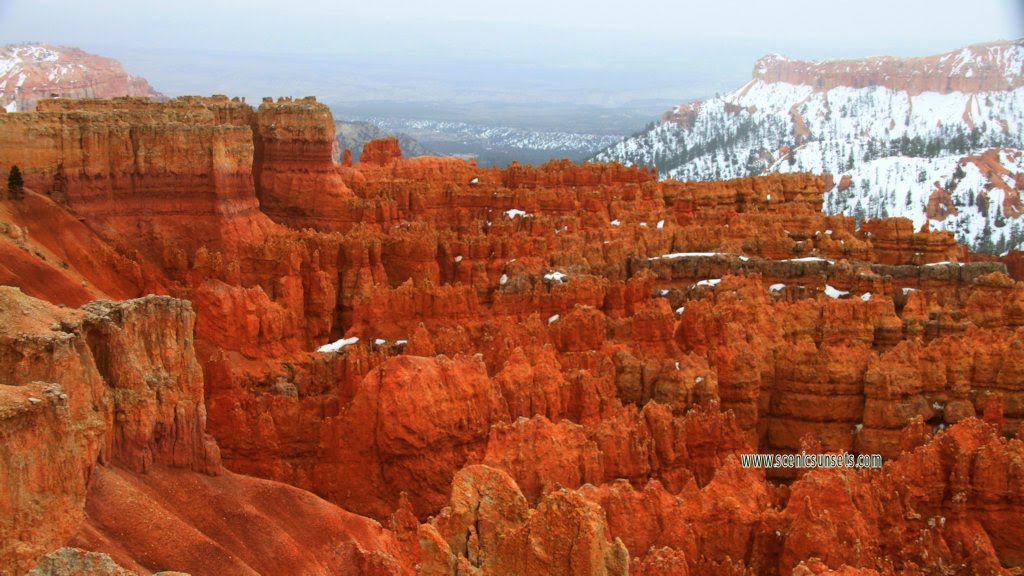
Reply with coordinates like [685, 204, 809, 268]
[7, 165, 23, 200]
[978, 217, 995, 253]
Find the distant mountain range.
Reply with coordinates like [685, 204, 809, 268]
[0, 43, 162, 112]
[594, 40, 1024, 253]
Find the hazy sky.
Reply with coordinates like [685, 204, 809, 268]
[0, 0, 1021, 109]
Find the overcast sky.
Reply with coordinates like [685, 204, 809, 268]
[0, 0, 1021, 107]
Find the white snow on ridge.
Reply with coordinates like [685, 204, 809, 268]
[783, 256, 833, 264]
[318, 336, 360, 353]
[593, 42, 1024, 253]
[824, 285, 849, 298]
[649, 252, 723, 260]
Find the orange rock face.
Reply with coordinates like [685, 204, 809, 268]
[1, 96, 1023, 575]
[0, 288, 407, 575]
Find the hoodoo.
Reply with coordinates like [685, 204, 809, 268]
[1, 93, 1022, 575]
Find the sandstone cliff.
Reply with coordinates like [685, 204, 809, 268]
[0, 288, 407, 575]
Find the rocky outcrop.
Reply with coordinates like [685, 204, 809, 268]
[0, 288, 407, 575]
[0, 288, 108, 573]
[28, 548, 138, 576]
[335, 120, 430, 162]
[0, 44, 162, 112]
[0, 289, 218, 573]
[0, 96, 268, 266]
[417, 465, 629, 576]
[858, 218, 964, 265]
[359, 137, 404, 166]
[253, 97, 353, 229]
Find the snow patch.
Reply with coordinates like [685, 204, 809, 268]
[318, 336, 360, 353]
[824, 285, 849, 298]
[784, 257, 834, 264]
[650, 252, 722, 260]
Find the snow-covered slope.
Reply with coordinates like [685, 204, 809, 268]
[1, 44, 161, 112]
[593, 40, 1024, 253]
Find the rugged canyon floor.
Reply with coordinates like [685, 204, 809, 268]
[1, 95, 1023, 576]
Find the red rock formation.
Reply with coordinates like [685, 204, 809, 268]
[360, 137, 403, 166]
[961, 149, 1024, 219]
[858, 217, 964, 265]
[311, 354, 510, 518]
[0, 96, 269, 266]
[0, 44, 162, 112]
[0, 288, 408, 575]
[2, 96, 1023, 575]
[253, 96, 354, 229]
[419, 465, 629, 575]
[661, 100, 702, 128]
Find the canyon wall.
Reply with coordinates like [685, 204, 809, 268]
[1, 97, 1022, 574]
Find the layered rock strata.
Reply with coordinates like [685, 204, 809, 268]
[1, 96, 1022, 574]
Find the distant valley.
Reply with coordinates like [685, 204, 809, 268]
[362, 116, 622, 166]
[330, 99, 665, 167]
